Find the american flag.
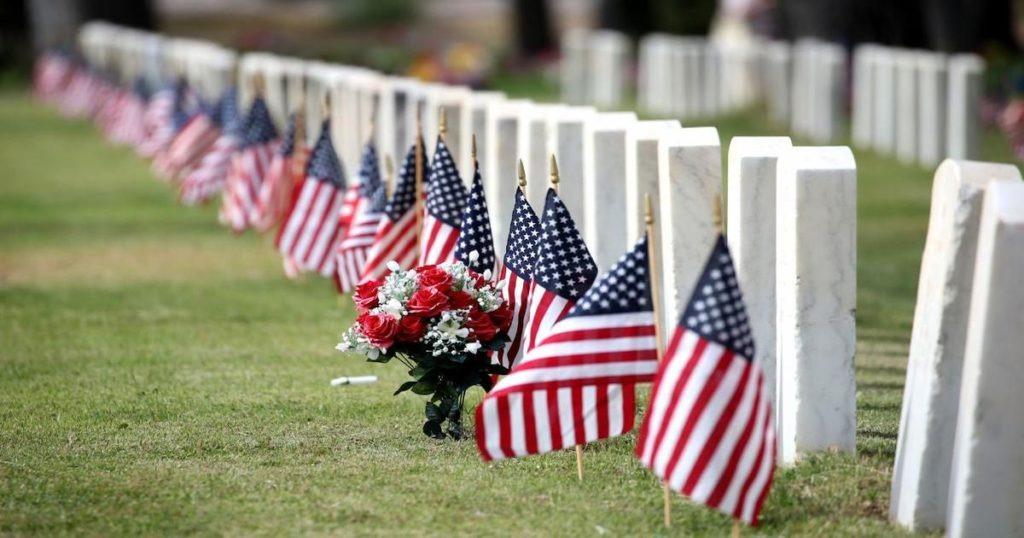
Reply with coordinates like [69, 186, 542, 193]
[494, 188, 541, 368]
[136, 80, 180, 158]
[275, 119, 349, 276]
[418, 138, 465, 265]
[358, 143, 420, 282]
[33, 52, 73, 104]
[476, 235, 659, 461]
[254, 112, 306, 232]
[155, 96, 221, 181]
[221, 96, 279, 233]
[453, 159, 495, 274]
[334, 143, 384, 292]
[108, 78, 148, 148]
[636, 235, 775, 526]
[523, 189, 599, 354]
[179, 87, 241, 206]
[59, 63, 102, 119]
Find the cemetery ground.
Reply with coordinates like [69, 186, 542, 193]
[0, 85, 1016, 536]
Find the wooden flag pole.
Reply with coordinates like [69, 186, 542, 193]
[548, 154, 583, 481]
[291, 97, 307, 181]
[644, 194, 672, 528]
[439, 106, 447, 143]
[414, 103, 425, 248]
[714, 194, 740, 538]
[472, 134, 479, 168]
[384, 155, 395, 198]
[517, 159, 527, 192]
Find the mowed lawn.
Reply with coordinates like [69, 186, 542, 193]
[0, 87, 1014, 536]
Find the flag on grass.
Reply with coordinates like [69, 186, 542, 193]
[334, 143, 384, 292]
[636, 235, 774, 526]
[179, 87, 241, 206]
[523, 189, 598, 353]
[418, 138, 465, 265]
[453, 159, 495, 275]
[358, 144, 420, 282]
[136, 80, 179, 158]
[275, 120, 348, 276]
[476, 235, 659, 461]
[494, 188, 541, 368]
[155, 96, 221, 181]
[221, 96, 278, 233]
[108, 78, 148, 148]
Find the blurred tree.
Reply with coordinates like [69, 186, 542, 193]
[598, 0, 654, 38]
[514, 0, 554, 57]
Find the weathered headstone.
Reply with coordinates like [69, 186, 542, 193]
[776, 146, 857, 465]
[583, 111, 638, 270]
[947, 180, 1024, 538]
[522, 103, 564, 209]
[946, 54, 984, 160]
[589, 30, 630, 108]
[890, 159, 1021, 532]
[466, 91, 505, 182]
[727, 136, 793, 419]
[852, 44, 876, 147]
[872, 49, 897, 154]
[547, 105, 595, 237]
[561, 29, 589, 105]
[657, 127, 722, 328]
[625, 120, 682, 242]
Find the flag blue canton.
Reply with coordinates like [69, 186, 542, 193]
[425, 138, 465, 227]
[357, 143, 381, 197]
[568, 235, 651, 317]
[277, 113, 297, 156]
[241, 97, 278, 147]
[132, 76, 150, 101]
[454, 162, 495, 273]
[306, 120, 344, 188]
[385, 143, 418, 221]
[215, 87, 239, 132]
[681, 236, 755, 360]
[534, 189, 598, 300]
[502, 189, 541, 278]
[367, 183, 388, 212]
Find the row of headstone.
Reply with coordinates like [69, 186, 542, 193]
[636, 34, 761, 120]
[561, 29, 632, 108]
[79, 23, 236, 100]
[890, 160, 1023, 535]
[82, 21, 862, 469]
[786, 39, 847, 143]
[852, 45, 985, 166]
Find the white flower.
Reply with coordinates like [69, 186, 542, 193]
[386, 260, 400, 272]
[465, 341, 482, 354]
[378, 299, 405, 319]
[468, 250, 480, 263]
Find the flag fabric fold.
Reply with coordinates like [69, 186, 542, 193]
[254, 112, 308, 232]
[476, 235, 658, 461]
[418, 138, 465, 266]
[275, 119, 349, 276]
[494, 188, 540, 369]
[635, 235, 775, 526]
[357, 143, 420, 283]
[219, 96, 278, 232]
[179, 87, 241, 206]
[453, 159, 495, 275]
[333, 143, 384, 292]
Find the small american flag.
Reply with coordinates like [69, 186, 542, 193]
[636, 235, 775, 526]
[221, 96, 278, 233]
[254, 112, 306, 232]
[494, 188, 541, 368]
[275, 120, 349, 276]
[453, 159, 495, 274]
[358, 144, 420, 282]
[418, 138, 465, 265]
[108, 78, 148, 148]
[476, 235, 659, 461]
[156, 96, 221, 181]
[180, 87, 241, 206]
[137, 79, 187, 159]
[334, 143, 384, 292]
[523, 189, 598, 353]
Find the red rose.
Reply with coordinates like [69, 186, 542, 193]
[467, 270, 488, 288]
[466, 308, 499, 342]
[449, 290, 476, 310]
[417, 265, 453, 293]
[488, 302, 513, 332]
[406, 286, 450, 317]
[395, 315, 427, 342]
[358, 312, 398, 349]
[353, 279, 383, 312]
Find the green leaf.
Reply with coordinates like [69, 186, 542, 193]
[393, 380, 416, 396]
[409, 364, 431, 379]
[411, 379, 436, 395]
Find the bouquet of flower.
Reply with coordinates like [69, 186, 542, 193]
[337, 260, 511, 439]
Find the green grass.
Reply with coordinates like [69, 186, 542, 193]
[0, 86, 1017, 536]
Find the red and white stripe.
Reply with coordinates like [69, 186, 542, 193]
[524, 287, 576, 356]
[496, 264, 533, 368]
[635, 329, 776, 525]
[276, 179, 348, 276]
[335, 195, 383, 292]
[358, 208, 419, 282]
[179, 133, 238, 206]
[476, 312, 658, 461]
[136, 88, 175, 158]
[221, 142, 276, 233]
[153, 113, 219, 181]
[418, 212, 459, 266]
[254, 146, 308, 232]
